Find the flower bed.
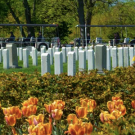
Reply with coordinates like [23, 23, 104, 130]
[0, 67, 135, 134]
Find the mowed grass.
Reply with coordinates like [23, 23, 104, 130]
[0, 56, 88, 75]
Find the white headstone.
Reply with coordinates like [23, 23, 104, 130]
[79, 47, 83, 50]
[3, 49, 9, 69]
[68, 52, 76, 76]
[118, 47, 124, 67]
[6, 43, 18, 68]
[112, 48, 118, 70]
[1, 47, 4, 56]
[23, 49, 29, 68]
[109, 46, 112, 57]
[88, 49, 95, 71]
[53, 46, 55, 56]
[32, 48, 38, 66]
[89, 46, 93, 50]
[124, 47, 129, 67]
[129, 47, 134, 66]
[106, 48, 111, 70]
[55, 47, 59, 52]
[48, 48, 53, 65]
[41, 53, 50, 76]
[79, 50, 86, 72]
[95, 45, 106, 73]
[74, 47, 79, 61]
[41, 47, 46, 56]
[62, 47, 67, 63]
[54, 52, 63, 75]
[19, 48, 23, 61]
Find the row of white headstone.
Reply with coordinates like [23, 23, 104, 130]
[1, 44, 135, 76]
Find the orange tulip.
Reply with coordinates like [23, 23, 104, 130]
[22, 105, 37, 117]
[34, 114, 44, 125]
[107, 101, 115, 113]
[131, 100, 135, 109]
[67, 114, 78, 124]
[3, 106, 22, 119]
[100, 111, 115, 123]
[111, 110, 122, 119]
[28, 125, 35, 134]
[28, 105, 37, 115]
[28, 97, 38, 105]
[28, 123, 52, 135]
[44, 104, 55, 113]
[80, 98, 89, 107]
[82, 122, 93, 135]
[113, 99, 123, 106]
[22, 106, 30, 117]
[3, 108, 11, 115]
[22, 100, 30, 106]
[76, 106, 87, 118]
[112, 96, 121, 101]
[43, 123, 52, 135]
[67, 124, 85, 135]
[5, 115, 16, 126]
[51, 109, 63, 120]
[87, 99, 97, 112]
[80, 99, 97, 112]
[10, 106, 22, 119]
[12, 127, 17, 135]
[115, 104, 126, 116]
[52, 100, 65, 110]
[26, 115, 36, 125]
[0, 103, 1, 109]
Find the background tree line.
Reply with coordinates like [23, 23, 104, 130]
[0, 0, 135, 43]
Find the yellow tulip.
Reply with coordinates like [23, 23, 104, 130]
[132, 56, 135, 61]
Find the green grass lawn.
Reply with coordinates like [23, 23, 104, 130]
[0, 56, 88, 75]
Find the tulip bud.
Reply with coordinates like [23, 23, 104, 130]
[131, 100, 135, 109]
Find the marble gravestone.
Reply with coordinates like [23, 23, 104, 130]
[6, 43, 18, 68]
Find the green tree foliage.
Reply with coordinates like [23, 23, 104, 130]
[1, 0, 135, 43]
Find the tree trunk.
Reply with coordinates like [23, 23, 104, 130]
[5, 0, 26, 37]
[77, 0, 85, 46]
[85, 0, 96, 39]
[23, 0, 35, 37]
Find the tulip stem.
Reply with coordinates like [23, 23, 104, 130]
[55, 121, 61, 135]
